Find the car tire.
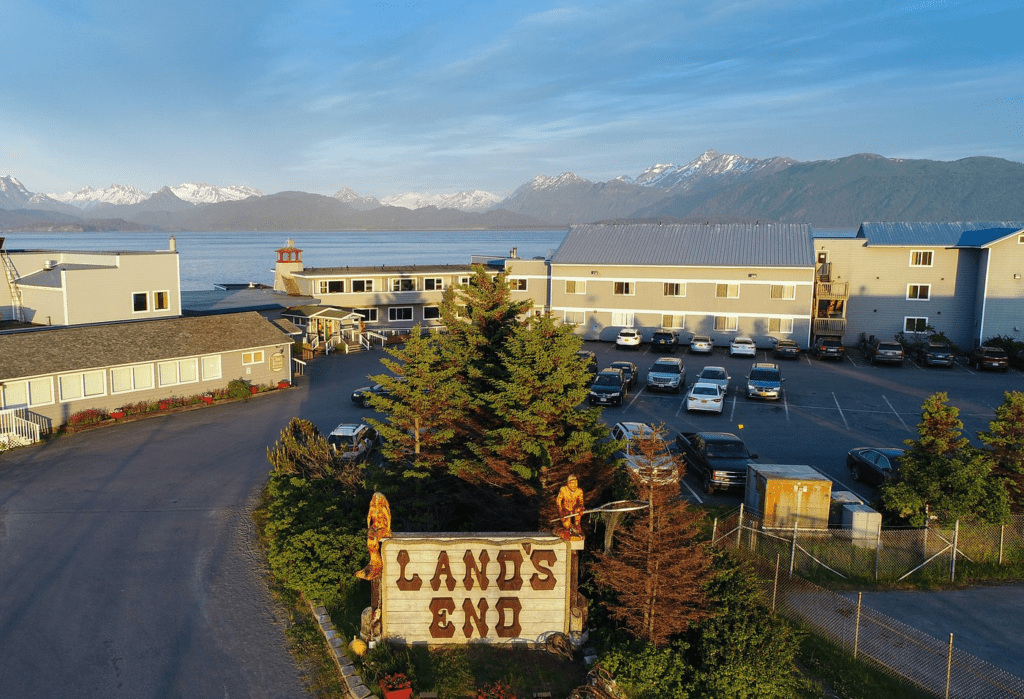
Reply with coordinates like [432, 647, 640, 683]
[850, 464, 862, 482]
[703, 473, 715, 495]
[362, 397, 372, 408]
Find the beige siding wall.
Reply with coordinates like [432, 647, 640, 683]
[550, 263, 813, 344]
[505, 259, 548, 311]
[0, 342, 292, 427]
[17, 285, 67, 325]
[979, 233, 1024, 343]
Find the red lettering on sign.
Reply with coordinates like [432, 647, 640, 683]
[495, 597, 522, 638]
[396, 550, 422, 591]
[463, 550, 490, 590]
[461, 598, 490, 638]
[430, 551, 457, 591]
[429, 598, 456, 638]
[529, 550, 557, 591]
[496, 550, 524, 591]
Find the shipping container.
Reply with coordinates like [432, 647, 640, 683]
[745, 464, 833, 529]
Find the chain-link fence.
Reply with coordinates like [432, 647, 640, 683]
[711, 507, 1024, 583]
[712, 507, 1024, 698]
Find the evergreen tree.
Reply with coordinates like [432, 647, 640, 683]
[593, 427, 713, 647]
[882, 392, 1009, 525]
[979, 391, 1024, 508]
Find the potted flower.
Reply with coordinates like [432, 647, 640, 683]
[250, 384, 259, 395]
[378, 672, 412, 699]
[277, 380, 291, 389]
[109, 408, 125, 420]
[478, 681, 517, 699]
[201, 393, 214, 405]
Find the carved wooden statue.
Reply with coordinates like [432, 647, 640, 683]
[355, 491, 392, 580]
[556, 475, 585, 540]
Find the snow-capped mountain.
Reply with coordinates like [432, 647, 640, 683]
[168, 183, 262, 204]
[49, 184, 149, 210]
[0, 176, 33, 209]
[332, 187, 381, 211]
[379, 189, 500, 212]
[47, 182, 261, 209]
[627, 149, 796, 193]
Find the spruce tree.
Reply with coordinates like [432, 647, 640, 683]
[978, 390, 1024, 509]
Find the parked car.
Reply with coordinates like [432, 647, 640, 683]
[689, 335, 714, 354]
[772, 338, 801, 360]
[650, 328, 680, 353]
[745, 362, 783, 400]
[646, 357, 686, 393]
[1017, 348, 1024, 370]
[969, 345, 1009, 372]
[610, 422, 679, 484]
[685, 383, 726, 414]
[589, 368, 628, 406]
[576, 350, 598, 382]
[327, 423, 378, 463]
[729, 336, 757, 357]
[847, 447, 905, 487]
[676, 431, 758, 494]
[915, 341, 954, 367]
[811, 336, 845, 361]
[609, 360, 638, 389]
[351, 378, 406, 407]
[616, 327, 642, 349]
[866, 338, 905, 365]
[695, 365, 730, 390]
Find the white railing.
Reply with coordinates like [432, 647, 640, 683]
[0, 407, 42, 447]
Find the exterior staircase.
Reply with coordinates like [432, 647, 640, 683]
[0, 408, 43, 448]
[1, 249, 25, 323]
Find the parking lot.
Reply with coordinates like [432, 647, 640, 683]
[331, 340, 1024, 508]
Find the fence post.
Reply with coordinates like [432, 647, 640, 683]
[711, 517, 718, 545]
[736, 503, 744, 548]
[772, 554, 780, 613]
[945, 633, 954, 699]
[874, 527, 882, 581]
[853, 592, 862, 658]
[999, 524, 1005, 566]
[789, 520, 799, 578]
[950, 520, 959, 583]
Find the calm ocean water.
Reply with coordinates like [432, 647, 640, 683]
[3, 230, 568, 290]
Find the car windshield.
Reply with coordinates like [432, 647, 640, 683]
[654, 333, 674, 340]
[983, 348, 1008, 357]
[734, 339, 753, 345]
[619, 329, 637, 336]
[706, 442, 747, 457]
[692, 336, 710, 343]
[652, 362, 681, 374]
[692, 386, 718, 396]
[700, 369, 726, 380]
[819, 339, 841, 347]
[928, 344, 950, 351]
[749, 369, 780, 382]
[611, 363, 632, 373]
[878, 343, 902, 351]
[778, 341, 797, 347]
[594, 374, 620, 386]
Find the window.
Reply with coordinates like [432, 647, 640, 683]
[459, 276, 471, 286]
[154, 291, 170, 310]
[202, 355, 222, 381]
[318, 280, 344, 294]
[352, 279, 374, 293]
[424, 278, 444, 291]
[158, 359, 199, 386]
[714, 316, 738, 331]
[58, 370, 106, 402]
[242, 351, 265, 365]
[661, 314, 684, 329]
[715, 284, 739, 299]
[1, 378, 54, 408]
[663, 282, 685, 297]
[565, 280, 585, 294]
[1019, 235, 1024, 245]
[389, 307, 413, 321]
[564, 310, 585, 325]
[111, 364, 155, 393]
[770, 284, 796, 300]
[769, 317, 794, 333]
[391, 278, 415, 292]
[910, 250, 933, 267]
[509, 278, 528, 291]
[355, 308, 378, 322]
[907, 284, 931, 300]
[611, 311, 634, 326]
[613, 281, 633, 295]
[905, 317, 928, 333]
[423, 306, 441, 319]
[132, 292, 148, 312]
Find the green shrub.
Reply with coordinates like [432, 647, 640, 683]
[227, 378, 252, 399]
[599, 637, 696, 699]
[361, 640, 418, 691]
[66, 409, 108, 427]
[430, 647, 474, 699]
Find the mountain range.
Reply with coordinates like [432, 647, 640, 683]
[2, 149, 1023, 232]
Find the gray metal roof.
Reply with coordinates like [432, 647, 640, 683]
[0, 312, 292, 380]
[296, 263, 474, 277]
[857, 222, 1024, 247]
[550, 223, 815, 267]
[181, 288, 316, 315]
[18, 263, 116, 288]
[814, 228, 859, 239]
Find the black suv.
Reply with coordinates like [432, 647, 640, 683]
[650, 328, 680, 353]
[866, 338, 905, 365]
[970, 346, 1009, 372]
[589, 368, 628, 406]
[812, 336, 845, 360]
[576, 350, 598, 382]
[915, 342, 954, 367]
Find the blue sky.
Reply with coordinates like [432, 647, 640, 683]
[2, 0, 1021, 199]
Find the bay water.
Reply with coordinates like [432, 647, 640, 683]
[2, 229, 568, 290]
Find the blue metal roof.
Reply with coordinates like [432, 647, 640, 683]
[550, 223, 815, 267]
[857, 222, 1024, 247]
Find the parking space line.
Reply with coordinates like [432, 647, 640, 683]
[783, 390, 790, 422]
[883, 395, 912, 432]
[832, 392, 849, 430]
[627, 389, 644, 408]
[680, 478, 704, 504]
[830, 474, 861, 495]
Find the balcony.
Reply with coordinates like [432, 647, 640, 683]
[816, 281, 849, 300]
[813, 318, 847, 337]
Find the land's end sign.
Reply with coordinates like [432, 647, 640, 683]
[380, 533, 580, 644]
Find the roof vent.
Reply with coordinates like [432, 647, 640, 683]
[43, 259, 57, 271]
